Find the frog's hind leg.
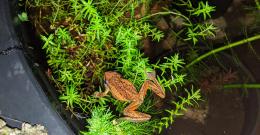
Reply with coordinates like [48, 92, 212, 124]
[122, 100, 151, 122]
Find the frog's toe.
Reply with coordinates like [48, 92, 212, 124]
[93, 92, 104, 97]
[122, 111, 151, 122]
[120, 116, 151, 122]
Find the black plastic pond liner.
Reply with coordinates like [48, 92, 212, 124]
[0, 0, 259, 135]
[234, 44, 260, 135]
[0, 0, 84, 134]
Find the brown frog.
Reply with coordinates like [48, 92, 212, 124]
[94, 71, 165, 122]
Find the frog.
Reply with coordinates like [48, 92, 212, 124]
[94, 71, 165, 122]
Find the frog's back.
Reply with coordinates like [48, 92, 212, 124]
[108, 78, 138, 101]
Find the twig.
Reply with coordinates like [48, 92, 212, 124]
[185, 34, 260, 69]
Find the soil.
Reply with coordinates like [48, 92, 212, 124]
[161, 90, 245, 135]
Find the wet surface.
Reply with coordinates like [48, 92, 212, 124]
[160, 36, 260, 135]
[0, 46, 22, 55]
[161, 0, 260, 134]
[162, 90, 245, 135]
[234, 40, 260, 81]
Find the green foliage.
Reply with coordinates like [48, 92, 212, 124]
[18, 12, 29, 22]
[153, 54, 186, 91]
[82, 106, 115, 135]
[115, 26, 152, 87]
[154, 54, 185, 76]
[175, 0, 215, 20]
[156, 87, 202, 133]
[190, 1, 216, 20]
[168, 0, 217, 45]
[30, 0, 166, 125]
[81, 106, 156, 135]
[41, 28, 86, 87]
[157, 74, 186, 92]
[25, 0, 46, 7]
[59, 84, 83, 109]
[26, 0, 216, 134]
[185, 23, 217, 45]
[141, 0, 216, 45]
[256, 0, 260, 10]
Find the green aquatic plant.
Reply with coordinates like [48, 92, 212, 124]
[224, 83, 260, 89]
[154, 54, 185, 76]
[170, 0, 217, 45]
[41, 28, 86, 87]
[18, 12, 29, 22]
[256, 0, 260, 10]
[24, 0, 218, 134]
[81, 106, 156, 135]
[156, 87, 201, 133]
[185, 34, 260, 69]
[190, 1, 216, 20]
[59, 84, 83, 109]
[151, 54, 202, 133]
[139, 0, 217, 45]
[185, 23, 217, 45]
[175, 0, 215, 20]
[153, 54, 186, 91]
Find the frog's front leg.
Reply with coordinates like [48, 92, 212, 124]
[94, 84, 110, 97]
[138, 80, 165, 100]
[122, 100, 151, 122]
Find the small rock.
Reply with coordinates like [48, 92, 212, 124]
[170, 16, 185, 29]
[151, 2, 162, 14]
[183, 104, 209, 124]
[0, 119, 6, 128]
[0, 118, 48, 135]
[161, 32, 176, 50]
[206, 17, 227, 40]
[156, 18, 169, 30]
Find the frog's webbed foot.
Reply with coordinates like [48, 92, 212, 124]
[94, 91, 106, 98]
[122, 100, 151, 122]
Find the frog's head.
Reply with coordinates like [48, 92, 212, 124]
[104, 71, 122, 81]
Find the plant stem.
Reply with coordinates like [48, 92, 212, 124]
[185, 34, 260, 69]
[224, 84, 260, 89]
[139, 11, 191, 24]
[256, 0, 260, 10]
